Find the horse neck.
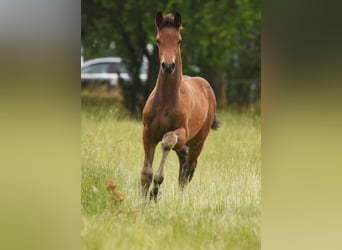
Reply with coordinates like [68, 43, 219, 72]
[155, 57, 183, 103]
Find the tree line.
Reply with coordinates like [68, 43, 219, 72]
[82, 0, 260, 115]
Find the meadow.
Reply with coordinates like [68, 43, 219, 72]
[81, 97, 261, 250]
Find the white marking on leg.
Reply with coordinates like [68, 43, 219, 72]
[153, 131, 178, 186]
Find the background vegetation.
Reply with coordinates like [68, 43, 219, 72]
[81, 0, 261, 115]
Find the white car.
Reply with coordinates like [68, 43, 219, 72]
[81, 57, 147, 87]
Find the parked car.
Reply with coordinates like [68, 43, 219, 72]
[81, 57, 148, 88]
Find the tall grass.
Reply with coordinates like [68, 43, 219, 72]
[81, 97, 260, 250]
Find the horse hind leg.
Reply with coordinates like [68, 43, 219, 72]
[150, 131, 178, 201]
[179, 136, 207, 189]
[176, 145, 189, 185]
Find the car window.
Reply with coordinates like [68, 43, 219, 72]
[107, 63, 128, 74]
[82, 62, 129, 74]
[82, 63, 110, 73]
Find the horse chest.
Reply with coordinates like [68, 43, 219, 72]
[154, 111, 173, 129]
[158, 112, 174, 129]
[146, 108, 178, 137]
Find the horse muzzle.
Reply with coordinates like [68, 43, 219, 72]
[161, 62, 176, 75]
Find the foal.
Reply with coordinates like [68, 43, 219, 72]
[141, 12, 219, 199]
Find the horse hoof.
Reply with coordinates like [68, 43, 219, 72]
[149, 187, 162, 201]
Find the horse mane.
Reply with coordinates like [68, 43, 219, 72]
[158, 13, 183, 29]
[162, 14, 176, 27]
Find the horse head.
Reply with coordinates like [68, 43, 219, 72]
[155, 12, 183, 76]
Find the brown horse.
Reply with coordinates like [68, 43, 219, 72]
[141, 11, 219, 199]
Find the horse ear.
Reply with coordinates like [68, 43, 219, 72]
[174, 12, 182, 29]
[155, 11, 163, 29]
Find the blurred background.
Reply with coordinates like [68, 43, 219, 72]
[81, 0, 261, 116]
[2, 1, 342, 249]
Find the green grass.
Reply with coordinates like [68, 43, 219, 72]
[81, 98, 260, 250]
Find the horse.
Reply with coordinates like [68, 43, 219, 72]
[141, 11, 219, 200]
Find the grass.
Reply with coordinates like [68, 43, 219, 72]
[81, 97, 260, 250]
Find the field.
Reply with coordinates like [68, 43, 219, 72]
[81, 97, 261, 250]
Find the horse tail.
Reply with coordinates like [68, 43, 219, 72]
[211, 116, 220, 130]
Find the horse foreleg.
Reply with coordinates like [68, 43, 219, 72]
[150, 131, 178, 201]
[141, 130, 156, 198]
[141, 156, 154, 198]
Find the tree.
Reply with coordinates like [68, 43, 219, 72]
[82, 0, 162, 115]
[178, 0, 261, 105]
[82, 0, 261, 114]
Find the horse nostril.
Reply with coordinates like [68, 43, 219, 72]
[161, 62, 175, 74]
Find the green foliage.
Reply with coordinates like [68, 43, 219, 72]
[81, 101, 261, 249]
[82, 0, 261, 113]
[82, 0, 260, 75]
